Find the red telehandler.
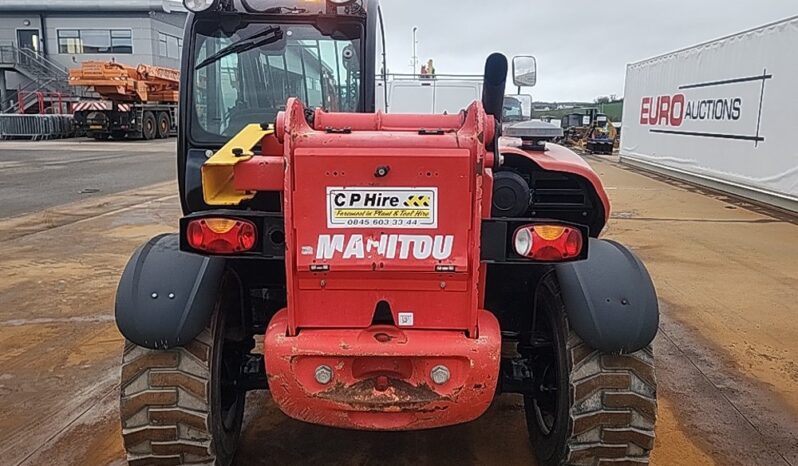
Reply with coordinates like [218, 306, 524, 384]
[115, 1, 659, 464]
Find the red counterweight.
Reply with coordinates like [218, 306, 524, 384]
[263, 98, 501, 430]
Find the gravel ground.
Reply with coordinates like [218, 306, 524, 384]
[0, 146, 795, 465]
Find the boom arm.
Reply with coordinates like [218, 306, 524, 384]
[68, 61, 180, 103]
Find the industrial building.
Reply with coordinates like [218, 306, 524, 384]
[0, 0, 186, 113]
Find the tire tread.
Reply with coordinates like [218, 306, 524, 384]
[527, 274, 657, 466]
[120, 329, 216, 465]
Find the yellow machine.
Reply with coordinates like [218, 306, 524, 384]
[584, 113, 617, 154]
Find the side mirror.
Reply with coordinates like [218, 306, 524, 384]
[512, 56, 537, 87]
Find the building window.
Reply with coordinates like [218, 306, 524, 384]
[57, 29, 132, 54]
[58, 30, 81, 54]
[158, 33, 167, 57]
[111, 30, 133, 53]
[158, 32, 182, 59]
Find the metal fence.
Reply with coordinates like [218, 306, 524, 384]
[0, 114, 77, 140]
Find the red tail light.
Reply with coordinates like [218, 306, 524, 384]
[187, 218, 257, 254]
[513, 224, 583, 261]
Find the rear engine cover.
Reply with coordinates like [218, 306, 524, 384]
[280, 99, 491, 335]
[293, 147, 472, 271]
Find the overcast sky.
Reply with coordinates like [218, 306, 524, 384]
[379, 0, 797, 102]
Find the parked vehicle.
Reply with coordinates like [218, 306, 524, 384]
[585, 114, 618, 155]
[376, 73, 483, 114]
[68, 61, 179, 140]
[503, 94, 533, 123]
[114, 1, 659, 465]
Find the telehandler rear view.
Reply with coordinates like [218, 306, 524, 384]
[115, 1, 659, 464]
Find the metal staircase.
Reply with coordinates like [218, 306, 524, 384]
[0, 45, 82, 113]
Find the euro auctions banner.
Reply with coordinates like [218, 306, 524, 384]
[620, 16, 798, 203]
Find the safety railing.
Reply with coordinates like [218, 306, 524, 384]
[2, 78, 36, 113]
[0, 45, 70, 83]
[16, 91, 69, 114]
[0, 114, 77, 140]
[0, 44, 18, 66]
[3, 90, 72, 115]
[0, 44, 77, 113]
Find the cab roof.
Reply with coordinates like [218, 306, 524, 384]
[207, 0, 370, 16]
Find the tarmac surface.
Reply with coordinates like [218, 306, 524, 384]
[0, 139, 796, 465]
[0, 139, 176, 217]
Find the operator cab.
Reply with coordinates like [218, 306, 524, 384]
[502, 95, 529, 123]
[178, 0, 383, 213]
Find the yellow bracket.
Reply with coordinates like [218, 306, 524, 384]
[202, 123, 274, 206]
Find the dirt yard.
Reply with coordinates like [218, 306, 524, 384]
[0, 156, 795, 465]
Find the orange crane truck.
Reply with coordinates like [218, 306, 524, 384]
[68, 61, 179, 140]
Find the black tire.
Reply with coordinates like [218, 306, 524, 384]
[524, 274, 657, 465]
[156, 112, 170, 139]
[119, 299, 246, 465]
[142, 111, 157, 140]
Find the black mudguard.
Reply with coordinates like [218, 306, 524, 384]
[554, 238, 659, 354]
[115, 234, 225, 349]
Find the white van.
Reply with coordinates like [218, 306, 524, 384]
[376, 74, 483, 114]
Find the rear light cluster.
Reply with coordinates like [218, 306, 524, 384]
[187, 218, 257, 254]
[513, 224, 583, 261]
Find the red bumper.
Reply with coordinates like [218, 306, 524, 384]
[263, 310, 501, 430]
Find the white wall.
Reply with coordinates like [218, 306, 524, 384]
[0, 14, 42, 46]
[44, 13, 155, 71]
[0, 14, 44, 89]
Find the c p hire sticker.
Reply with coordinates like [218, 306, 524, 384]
[327, 187, 437, 229]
